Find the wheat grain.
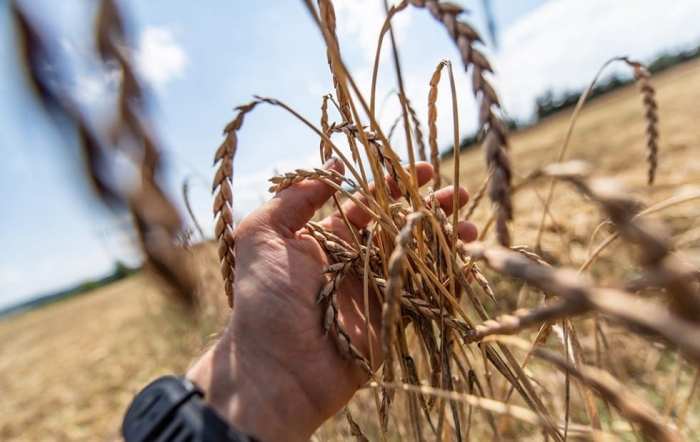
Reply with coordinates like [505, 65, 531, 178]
[623, 58, 659, 185]
[464, 301, 577, 343]
[482, 131, 512, 246]
[400, 295, 470, 335]
[382, 212, 424, 384]
[511, 245, 551, 267]
[268, 168, 356, 194]
[471, 265, 496, 303]
[319, 94, 332, 161]
[213, 101, 261, 306]
[427, 60, 447, 188]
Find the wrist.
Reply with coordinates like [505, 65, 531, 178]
[186, 328, 321, 442]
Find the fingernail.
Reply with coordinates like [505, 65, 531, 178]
[323, 156, 339, 170]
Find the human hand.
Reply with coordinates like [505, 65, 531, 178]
[187, 158, 477, 441]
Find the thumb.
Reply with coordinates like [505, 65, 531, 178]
[262, 157, 345, 237]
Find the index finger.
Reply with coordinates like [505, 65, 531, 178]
[323, 162, 434, 234]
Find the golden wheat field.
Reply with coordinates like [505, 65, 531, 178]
[2, 54, 700, 441]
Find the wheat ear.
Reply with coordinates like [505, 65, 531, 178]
[624, 59, 659, 185]
[427, 60, 447, 188]
[382, 212, 424, 384]
[492, 336, 682, 442]
[409, 0, 513, 245]
[319, 94, 332, 161]
[213, 101, 260, 307]
[268, 168, 356, 194]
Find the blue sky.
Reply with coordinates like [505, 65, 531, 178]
[2, 0, 700, 310]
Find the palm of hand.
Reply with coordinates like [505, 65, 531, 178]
[224, 160, 476, 425]
[230, 212, 375, 418]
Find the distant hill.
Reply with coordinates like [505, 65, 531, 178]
[441, 40, 700, 158]
[534, 43, 700, 120]
[0, 263, 137, 319]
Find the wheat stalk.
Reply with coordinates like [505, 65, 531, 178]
[201, 3, 700, 440]
[182, 175, 206, 239]
[386, 114, 403, 142]
[463, 167, 492, 220]
[402, 93, 427, 162]
[408, 0, 513, 246]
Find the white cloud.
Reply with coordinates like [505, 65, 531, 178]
[334, 0, 413, 59]
[136, 27, 188, 90]
[58, 37, 120, 106]
[73, 68, 121, 105]
[66, 26, 187, 105]
[333, 0, 415, 100]
[493, 0, 700, 120]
